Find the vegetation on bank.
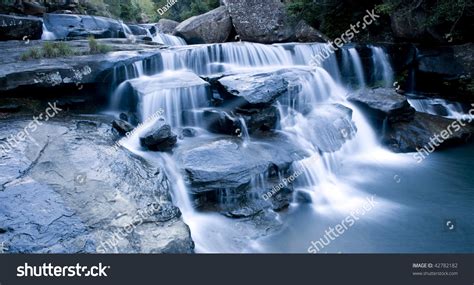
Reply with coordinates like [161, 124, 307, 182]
[20, 38, 112, 61]
[286, 0, 473, 42]
[80, 0, 219, 23]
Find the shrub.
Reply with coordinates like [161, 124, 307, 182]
[88, 36, 113, 54]
[20, 42, 73, 61]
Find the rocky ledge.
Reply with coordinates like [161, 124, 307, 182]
[0, 114, 194, 253]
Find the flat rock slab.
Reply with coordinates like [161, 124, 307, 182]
[0, 115, 193, 253]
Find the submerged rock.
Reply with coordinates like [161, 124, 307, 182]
[174, 6, 232, 44]
[140, 120, 178, 151]
[383, 112, 474, 152]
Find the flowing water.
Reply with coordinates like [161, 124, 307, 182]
[111, 41, 474, 253]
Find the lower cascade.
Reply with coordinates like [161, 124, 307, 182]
[108, 41, 471, 253]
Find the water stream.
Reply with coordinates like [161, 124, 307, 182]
[111, 41, 473, 253]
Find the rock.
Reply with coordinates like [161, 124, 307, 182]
[389, 4, 445, 43]
[0, 14, 43, 41]
[176, 138, 303, 192]
[306, 104, 357, 153]
[383, 112, 474, 152]
[217, 68, 316, 108]
[199, 109, 239, 135]
[181, 128, 196, 138]
[348, 88, 415, 123]
[235, 106, 278, 133]
[0, 39, 166, 91]
[23, 2, 47, 16]
[140, 120, 178, 151]
[174, 6, 232, 44]
[224, 0, 293, 43]
[295, 190, 312, 203]
[292, 20, 330, 43]
[0, 103, 21, 113]
[156, 19, 179, 34]
[417, 47, 467, 77]
[128, 24, 149, 36]
[112, 119, 134, 136]
[0, 116, 193, 253]
[217, 70, 289, 107]
[43, 13, 125, 39]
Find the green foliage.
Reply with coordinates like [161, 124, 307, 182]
[88, 37, 113, 54]
[153, 0, 220, 22]
[21, 42, 74, 61]
[42, 42, 74, 58]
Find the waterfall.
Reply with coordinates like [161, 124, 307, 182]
[110, 41, 406, 252]
[152, 33, 187, 46]
[371, 46, 394, 87]
[41, 22, 56, 40]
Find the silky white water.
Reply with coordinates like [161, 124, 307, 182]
[112, 42, 466, 253]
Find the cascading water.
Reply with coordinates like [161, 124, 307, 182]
[112, 41, 413, 253]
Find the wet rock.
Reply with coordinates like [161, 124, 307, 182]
[176, 138, 303, 192]
[174, 6, 232, 44]
[236, 106, 279, 133]
[181, 128, 197, 138]
[140, 120, 177, 152]
[128, 24, 149, 36]
[156, 19, 179, 34]
[43, 13, 125, 39]
[306, 104, 357, 153]
[0, 103, 21, 113]
[0, 14, 43, 41]
[383, 112, 474, 152]
[295, 190, 312, 204]
[0, 116, 193, 253]
[224, 0, 294, 43]
[112, 119, 134, 136]
[348, 88, 415, 123]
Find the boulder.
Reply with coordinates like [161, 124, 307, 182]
[235, 106, 279, 133]
[306, 104, 357, 153]
[216, 68, 314, 108]
[223, 0, 326, 43]
[0, 116, 193, 253]
[347, 88, 415, 123]
[43, 13, 125, 39]
[224, 0, 293, 43]
[128, 24, 149, 36]
[292, 20, 330, 43]
[112, 119, 134, 136]
[139, 120, 178, 151]
[156, 19, 179, 34]
[383, 112, 474, 152]
[174, 6, 232, 44]
[0, 14, 43, 41]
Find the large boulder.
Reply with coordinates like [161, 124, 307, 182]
[347, 88, 415, 123]
[216, 68, 314, 108]
[139, 119, 178, 152]
[383, 112, 474, 152]
[156, 19, 179, 34]
[43, 13, 125, 39]
[0, 117, 194, 253]
[174, 6, 232, 44]
[224, 0, 293, 43]
[223, 0, 326, 43]
[0, 14, 43, 41]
